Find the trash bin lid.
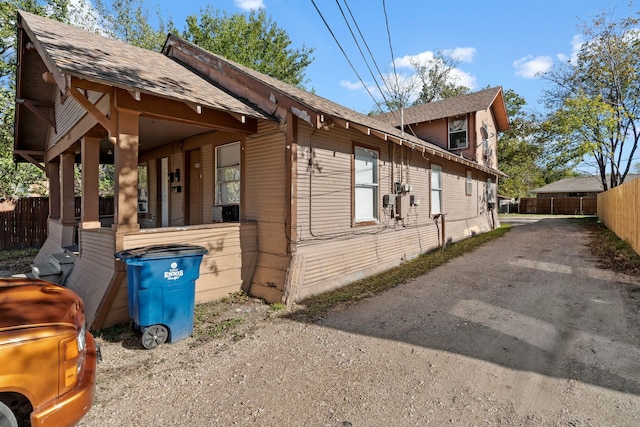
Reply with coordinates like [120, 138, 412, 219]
[115, 244, 208, 260]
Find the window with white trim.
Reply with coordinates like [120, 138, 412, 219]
[466, 170, 473, 196]
[431, 165, 442, 215]
[216, 142, 240, 205]
[354, 146, 378, 223]
[448, 117, 467, 150]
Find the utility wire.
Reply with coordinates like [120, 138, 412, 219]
[310, 0, 384, 111]
[382, 0, 398, 83]
[336, 0, 396, 118]
[340, 0, 402, 121]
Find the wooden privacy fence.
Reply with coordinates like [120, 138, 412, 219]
[519, 197, 597, 215]
[0, 197, 114, 251]
[598, 178, 640, 255]
[0, 198, 49, 250]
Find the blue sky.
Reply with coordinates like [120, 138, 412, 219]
[146, 0, 635, 115]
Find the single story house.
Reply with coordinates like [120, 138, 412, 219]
[14, 11, 507, 329]
[532, 175, 640, 198]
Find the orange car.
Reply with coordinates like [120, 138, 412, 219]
[0, 278, 97, 427]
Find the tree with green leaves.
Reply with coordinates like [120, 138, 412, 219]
[0, 1, 83, 199]
[183, 7, 314, 87]
[373, 50, 470, 115]
[497, 89, 577, 198]
[412, 50, 470, 105]
[542, 8, 640, 190]
[93, 0, 174, 51]
[497, 90, 546, 198]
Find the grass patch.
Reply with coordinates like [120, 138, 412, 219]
[581, 217, 640, 276]
[0, 248, 39, 274]
[191, 291, 253, 342]
[0, 248, 39, 261]
[288, 225, 511, 322]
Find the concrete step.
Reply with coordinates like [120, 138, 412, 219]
[30, 252, 76, 285]
[31, 262, 62, 283]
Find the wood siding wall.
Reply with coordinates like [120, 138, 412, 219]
[69, 223, 258, 329]
[121, 223, 258, 303]
[598, 178, 640, 255]
[244, 122, 290, 300]
[293, 125, 495, 300]
[47, 90, 103, 149]
[65, 228, 118, 326]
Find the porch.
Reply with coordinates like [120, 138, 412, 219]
[37, 219, 258, 329]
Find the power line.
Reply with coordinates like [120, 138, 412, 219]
[310, 0, 383, 111]
[382, 0, 398, 83]
[336, 0, 396, 114]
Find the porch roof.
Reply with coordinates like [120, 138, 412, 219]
[18, 11, 270, 119]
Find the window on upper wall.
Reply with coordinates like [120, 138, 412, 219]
[354, 146, 379, 224]
[216, 142, 240, 206]
[466, 170, 473, 196]
[448, 117, 467, 150]
[431, 165, 442, 215]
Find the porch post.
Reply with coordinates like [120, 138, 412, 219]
[80, 136, 101, 229]
[59, 152, 76, 247]
[48, 160, 61, 220]
[112, 110, 141, 232]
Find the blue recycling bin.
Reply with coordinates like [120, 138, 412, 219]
[115, 244, 207, 349]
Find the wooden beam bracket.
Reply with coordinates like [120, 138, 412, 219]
[14, 150, 45, 171]
[15, 98, 56, 133]
[67, 85, 115, 136]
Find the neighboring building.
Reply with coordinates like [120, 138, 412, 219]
[532, 175, 640, 198]
[14, 11, 507, 329]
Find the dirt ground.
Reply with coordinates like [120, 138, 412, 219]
[76, 218, 640, 426]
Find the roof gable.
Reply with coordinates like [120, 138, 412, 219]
[375, 87, 509, 131]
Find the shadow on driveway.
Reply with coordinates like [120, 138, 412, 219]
[317, 219, 640, 395]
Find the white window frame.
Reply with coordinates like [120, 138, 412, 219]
[448, 117, 468, 150]
[354, 146, 379, 224]
[215, 142, 241, 206]
[431, 165, 442, 215]
[466, 170, 473, 196]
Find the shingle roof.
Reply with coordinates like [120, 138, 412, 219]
[532, 176, 604, 193]
[375, 87, 509, 130]
[164, 35, 505, 178]
[532, 175, 640, 193]
[18, 11, 268, 119]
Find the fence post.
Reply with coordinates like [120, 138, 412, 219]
[580, 197, 583, 215]
[551, 197, 554, 215]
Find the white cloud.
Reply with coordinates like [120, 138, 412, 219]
[341, 47, 479, 107]
[393, 46, 475, 69]
[443, 47, 476, 63]
[340, 80, 366, 91]
[394, 51, 435, 69]
[513, 55, 553, 78]
[235, 0, 265, 11]
[449, 68, 477, 89]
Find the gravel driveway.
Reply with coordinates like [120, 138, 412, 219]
[79, 218, 640, 426]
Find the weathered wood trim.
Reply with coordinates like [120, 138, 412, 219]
[67, 84, 114, 135]
[114, 88, 258, 134]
